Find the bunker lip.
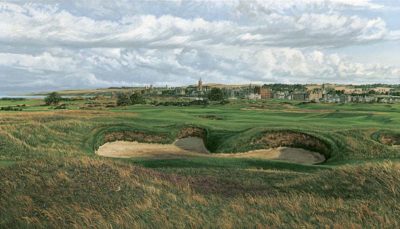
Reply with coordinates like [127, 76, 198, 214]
[96, 137, 326, 165]
[252, 131, 330, 157]
[176, 127, 207, 140]
[377, 133, 400, 147]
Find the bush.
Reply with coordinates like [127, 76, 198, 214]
[54, 104, 67, 109]
[190, 99, 209, 106]
[0, 106, 23, 111]
[130, 93, 145, 105]
[208, 88, 224, 101]
[219, 100, 230, 105]
[153, 99, 209, 107]
[0, 98, 25, 101]
[44, 92, 62, 105]
[116, 93, 130, 106]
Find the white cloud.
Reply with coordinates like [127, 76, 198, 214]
[0, 0, 398, 93]
[0, 2, 393, 49]
[0, 52, 77, 73]
[0, 46, 398, 93]
[251, 48, 399, 83]
[388, 30, 400, 40]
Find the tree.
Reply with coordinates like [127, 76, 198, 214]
[254, 86, 261, 94]
[44, 92, 62, 105]
[130, 93, 145, 105]
[116, 93, 130, 106]
[208, 88, 224, 101]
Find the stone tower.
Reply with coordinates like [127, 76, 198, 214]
[198, 78, 203, 91]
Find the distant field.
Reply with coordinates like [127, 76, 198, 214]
[32, 88, 141, 96]
[0, 98, 399, 228]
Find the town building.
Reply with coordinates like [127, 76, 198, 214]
[305, 84, 322, 91]
[273, 91, 289, 100]
[344, 88, 363, 95]
[260, 86, 273, 99]
[308, 89, 323, 102]
[198, 78, 203, 91]
[373, 87, 392, 94]
[291, 92, 308, 101]
[247, 93, 261, 100]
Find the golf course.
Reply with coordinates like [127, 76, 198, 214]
[1, 98, 399, 228]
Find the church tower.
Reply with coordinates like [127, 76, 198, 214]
[198, 78, 203, 91]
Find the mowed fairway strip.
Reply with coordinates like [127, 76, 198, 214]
[96, 137, 325, 164]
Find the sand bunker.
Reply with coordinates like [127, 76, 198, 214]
[97, 137, 208, 159]
[97, 137, 325, 165]
[216, 147, 325, 164]
[174, 137, 209, 154]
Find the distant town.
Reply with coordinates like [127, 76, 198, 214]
[105, 79, 400, 104]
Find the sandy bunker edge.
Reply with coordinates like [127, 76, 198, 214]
[96, 137, 326, 165]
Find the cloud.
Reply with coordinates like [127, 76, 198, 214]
[235, 0, 384, 17]
[251, 49, 400, 83]
[0, 0, 398, 94]
[1, 46, 398, 94]
[388, 30, 400, 40]
[0, 2, 393, 49]
[0, 52, 77, 73]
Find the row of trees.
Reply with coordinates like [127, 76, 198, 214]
[116, 88, 226, 107]
[44, 88, 227, 108]
[116, 93, 145, 106]
[207, 88, 224, 101]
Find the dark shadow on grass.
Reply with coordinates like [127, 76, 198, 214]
[126, 157, 329, 173]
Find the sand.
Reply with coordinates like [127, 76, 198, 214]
[96, 137, 325, 165]
[216, 147, 325, 164]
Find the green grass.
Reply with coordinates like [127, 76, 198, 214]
[0, 160, 15, 168]
[0, 98, 400, 227]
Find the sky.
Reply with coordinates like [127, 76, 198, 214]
[0, 0, 399, 94]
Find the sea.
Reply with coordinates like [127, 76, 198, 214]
[0, 95, 45, 99]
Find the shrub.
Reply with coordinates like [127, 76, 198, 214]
[0, 106, 23, 111]
[44, 92, 62, 105]
[190, 99, 209, 106]
[0, 98, 25, 101]
[54, 104, 67, 109]
[208, 88, 224, 101]
[116, 93, 130, 106]
[152, 99, 209, 107]
[130, 93, 145, 105]
[219, 100, 230, 105]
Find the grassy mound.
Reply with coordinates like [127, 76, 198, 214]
[104, 131, 167, 143]
[210, 129, 334, 159]
[176, 126, 208, 139]
[91, 125, 175, 153]
[288, 162, 400, 199]
[1, 159, 399, 228]
[0, 158, 199, 228]
[252, 130, 330, 155]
